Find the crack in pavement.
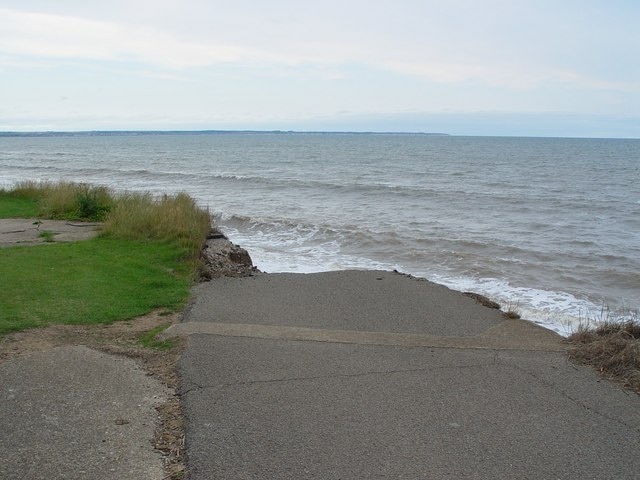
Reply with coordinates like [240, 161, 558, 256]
[180, 362, 496, 396]
[500, 357, 640, 434]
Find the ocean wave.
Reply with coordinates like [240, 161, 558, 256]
[202, 172, 508, 201]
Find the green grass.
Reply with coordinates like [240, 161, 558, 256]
[138, 324, 175, 350]
[101, 191, 211, 254]
[8, 180, 113, 221]
[0, 193, 39, 217]
[38, 230, 56, 242]
[0, 238, 193, 335]
[3, 181, 211, 258]
[0, 181, 212, 336]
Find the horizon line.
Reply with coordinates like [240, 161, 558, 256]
[0, 130, 638, 140]
[0, 129, 449, 136]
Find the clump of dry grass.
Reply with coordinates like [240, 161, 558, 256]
[10, 180, 113, 221]
[502, 300, 521, 319]
[101, 191, 211, 257]
[7, 180, 211, 259]
[7, 179, 53, 199]
[568, 317, 640, 392]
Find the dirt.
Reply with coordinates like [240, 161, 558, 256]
[0, 311, 187, 480]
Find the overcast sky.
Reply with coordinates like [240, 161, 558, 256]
[1, 1, 638, 137]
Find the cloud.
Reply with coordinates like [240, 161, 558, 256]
[1, 4, 637, 96]
[384, 61, 640, 93]
[0, 8, 251, 68]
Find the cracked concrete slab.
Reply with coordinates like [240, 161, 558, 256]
[180, 335, 640, 479]
[179, 335, 499, 394]
[0, 346, 170, 480]
[0, 218, 100, 247]
[179, 270, 640, 479]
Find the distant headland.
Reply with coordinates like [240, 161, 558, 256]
[0, 130, 450, 138]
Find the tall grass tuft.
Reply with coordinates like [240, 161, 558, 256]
[568, 315, 640, 392]
[7, 180, 52, 199]
[101, 192, 211, 258]
[5, 180, 211, 258]
[10, 180, 113, 221]
[41, 183, 112, 221]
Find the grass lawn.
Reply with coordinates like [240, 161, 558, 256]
[0, 193, 39, 218]
[0, 238, 193, 335]
[0, 182, 210, 336]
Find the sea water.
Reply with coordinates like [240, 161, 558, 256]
[1, 132, 638, 335]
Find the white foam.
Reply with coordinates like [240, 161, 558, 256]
[229, 232, 625, 337]
[416, 273, 628, 337]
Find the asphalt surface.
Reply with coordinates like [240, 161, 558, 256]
[176, 271, 640, 479]
[186, 271, 504, 336]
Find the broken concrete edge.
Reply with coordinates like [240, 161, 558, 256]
[194, 234, 559, 347]
[198, 227, 260, 281]
[389, 270, 505, 313]
[0, 344, 172, 480]
[462, 292, 501, 310]
[0, 311, 189, 480]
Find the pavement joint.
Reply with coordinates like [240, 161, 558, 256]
[163, 320, 565, 352]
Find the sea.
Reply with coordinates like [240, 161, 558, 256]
[1, 132, 638, 335]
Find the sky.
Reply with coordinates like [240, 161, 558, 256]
[1, 0, 639, 137]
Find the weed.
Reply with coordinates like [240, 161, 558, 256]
[7, 180, 114, 221]
[40, 183, 113, 221]
[502, 301, 521, 319]
[138, 324, 175, 350]
[7, 180, 49, 199]
[38, 230, 56, 242]
[75, 187, 112, 221]
[3, 182, 211, 259]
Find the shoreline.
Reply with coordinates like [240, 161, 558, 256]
[225, 236, 634, 338]
[3, 221, 639, 480]
[202, 228, 549, 334]
[5, 133, 638, 335]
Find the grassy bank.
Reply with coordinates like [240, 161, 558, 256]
[0, 181, 210, 336]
